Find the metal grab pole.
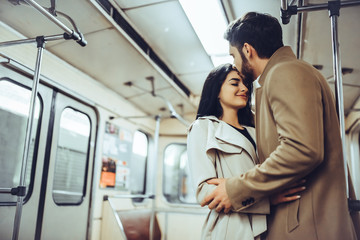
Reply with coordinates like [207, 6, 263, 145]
[23, 0, 72, 34]
[0, 188, 13, 194]
[281, 0, 360, 211]
[22, 0, 87, 46]
[150, 115, 161, 240]
[280, 0, 360, 24]
[0, 34, 64, 47]
[298, 0, 360, 12]
[11, 36, 45, 240]
[0, 34, 72, 239]
[328, 1, 349, 198]
[281, 0, 288, 11]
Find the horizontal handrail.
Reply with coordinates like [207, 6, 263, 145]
[104, 194, 155, 200]
[21, 0, 87, 46]
[0, 34, 64, 47]
[280, 0, 360, 24]
[0, 188, 12, 194]
[0, 187, 26, 196]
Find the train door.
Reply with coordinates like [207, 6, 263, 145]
[39, 92, 97, 240]
[0, 62, 97, 239]
[0, 64, 53, 239]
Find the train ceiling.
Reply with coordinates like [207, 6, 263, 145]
[0, 0, 359, 121]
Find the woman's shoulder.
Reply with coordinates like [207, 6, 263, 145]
[188, 115, 220, 132]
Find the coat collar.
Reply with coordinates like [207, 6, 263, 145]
[197, 116, 257, 163]
[258, 46, 296, 87]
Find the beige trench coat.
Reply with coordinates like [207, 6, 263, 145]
[187, 116, 269, 240]
[226, 46, 360, 240]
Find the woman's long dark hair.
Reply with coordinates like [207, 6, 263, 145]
[196, 63, 254, 127]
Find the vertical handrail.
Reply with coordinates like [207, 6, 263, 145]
[150, 115, 161, 240]
[280, 0, 360, 203]
[295, 0, 304, 59]
[12, 36, 45, 240]
[1, 1, 86, 238]
[0, 33, 79, 239]
[328, 1, 349, 197]
[281, 0, 288, 11]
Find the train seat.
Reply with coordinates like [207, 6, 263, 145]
[117, 209, 161, 240]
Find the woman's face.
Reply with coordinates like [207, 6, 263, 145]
[218, 70, 249, 111]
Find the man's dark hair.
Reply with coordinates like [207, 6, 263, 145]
[196, 63, 254, 127]
[224, 12, 284, 58]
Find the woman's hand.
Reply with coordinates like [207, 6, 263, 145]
[270, 180, 306, 205]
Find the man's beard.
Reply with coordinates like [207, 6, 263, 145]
[240, 50, 255, 82]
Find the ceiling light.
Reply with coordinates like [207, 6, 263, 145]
[179, 0, 231, 66]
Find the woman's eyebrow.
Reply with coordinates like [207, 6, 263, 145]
[228, 78, 240, 82]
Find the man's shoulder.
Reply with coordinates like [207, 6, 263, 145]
[266, 57, 319, 83]
[269, 47, 317, 73]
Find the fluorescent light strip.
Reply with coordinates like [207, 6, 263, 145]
[179, 0, 230, 66]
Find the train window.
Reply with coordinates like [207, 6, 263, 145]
[162, 143, 197, 204]
[52, 107, 91, 205]
[0, 80, 41, 204]
[130, 130, 148, 202]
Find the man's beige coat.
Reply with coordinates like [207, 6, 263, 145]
[226, 46, 359, 240]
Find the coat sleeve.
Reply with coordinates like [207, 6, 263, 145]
[227, 63, 325, 211]
[187, 120, 217, 204]
[188, 120, 270, 214]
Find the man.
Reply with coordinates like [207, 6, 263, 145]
[202, 12, 360, 239]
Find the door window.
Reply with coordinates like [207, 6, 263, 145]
[130, 130, 149, 202]
[162, 143, 197, 204]
[0, 80, 41, 204]
[52, 107, 91, 204]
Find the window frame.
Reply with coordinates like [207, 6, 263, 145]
[52, 106, 92, 206]
[162, 143, 197, 205]
[130, 130, 150, 204]
[0, 78, 43, 206]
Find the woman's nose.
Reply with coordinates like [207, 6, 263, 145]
[239, 83, 248, 92]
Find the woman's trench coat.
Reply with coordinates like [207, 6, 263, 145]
[187, 116, 269, 240]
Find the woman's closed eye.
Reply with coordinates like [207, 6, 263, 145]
[229, 79, 240, 86]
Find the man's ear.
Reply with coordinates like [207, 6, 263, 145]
[243, 43, 254, 58]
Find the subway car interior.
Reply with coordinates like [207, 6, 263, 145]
[0, 0, 359, 239]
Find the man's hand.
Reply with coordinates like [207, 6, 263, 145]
[200, 178, 232, 213]
[270, 179, 306, 205]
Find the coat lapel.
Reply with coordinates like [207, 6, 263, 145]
[254, 46, 296, 164]
[255, 86, 263, 163]
[212, 121, 257, 164]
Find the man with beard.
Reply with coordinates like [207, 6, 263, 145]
[201, 12, 360, 240]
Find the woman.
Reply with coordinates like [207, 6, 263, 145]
[187, 64, 301, 240]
